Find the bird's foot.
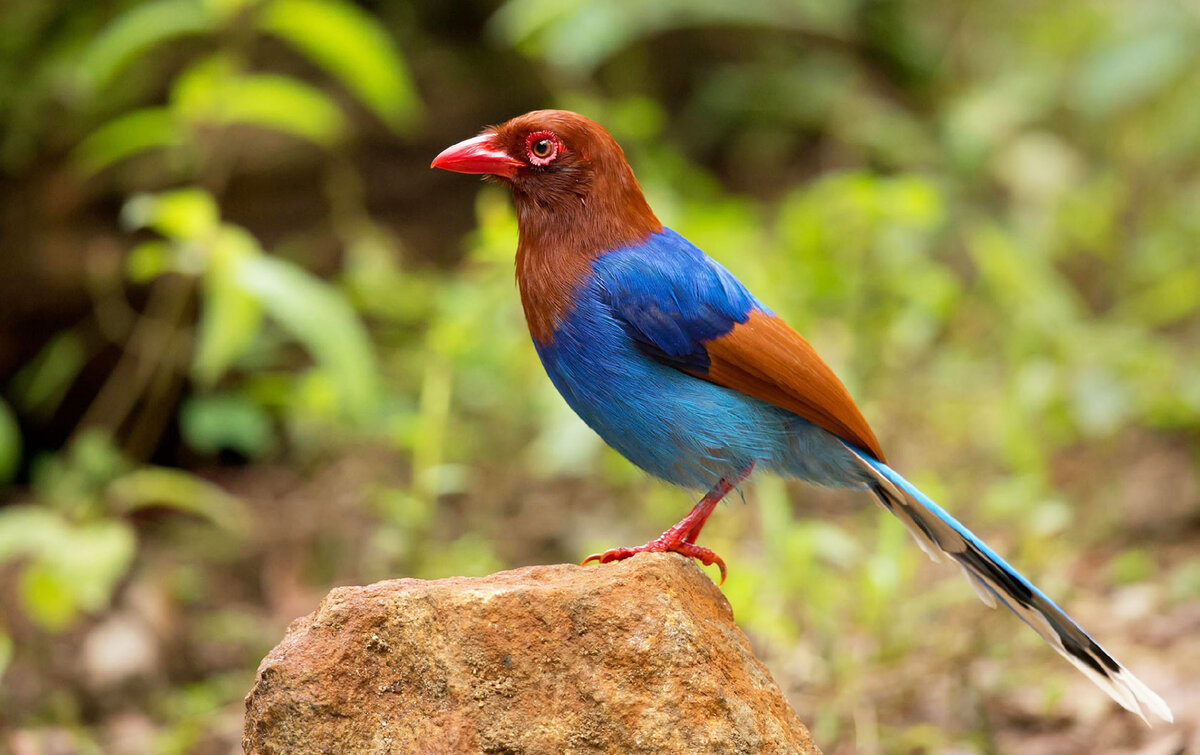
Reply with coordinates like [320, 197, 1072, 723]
[581, 538, 727, 584]
[581, 468, 752, 585]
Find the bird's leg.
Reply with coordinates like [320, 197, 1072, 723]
[679, 480, 732, 544]
[581, 465, 753, 584]
[682, 464, 753, 543]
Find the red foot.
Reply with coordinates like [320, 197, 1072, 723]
[581, 466, 752, 586]
[581, 539, 728, 584]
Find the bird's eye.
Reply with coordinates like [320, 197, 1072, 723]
[525, 131, 559, 166]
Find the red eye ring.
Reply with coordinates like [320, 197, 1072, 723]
[525, 131, 560, 165]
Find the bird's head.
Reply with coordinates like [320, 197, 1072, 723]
[432, 110, 659, 245]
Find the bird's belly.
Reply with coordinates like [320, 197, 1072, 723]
[535, 304, 861, 490]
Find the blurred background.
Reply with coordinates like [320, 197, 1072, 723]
[0, 0, 1198, 752]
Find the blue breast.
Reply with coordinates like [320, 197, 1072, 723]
[533, 230, 862, 490]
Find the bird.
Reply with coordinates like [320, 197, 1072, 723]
[431, 109, 1172, 723]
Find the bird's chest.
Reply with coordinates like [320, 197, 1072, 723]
[530, 281, 766, 488]
[531, 281, 647, 415]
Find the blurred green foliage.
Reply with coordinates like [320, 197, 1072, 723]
[0, 430, 248, 630]
[0, 0, 1198, 752]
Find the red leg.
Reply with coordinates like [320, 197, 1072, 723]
[681, 477, 734, 545]
[582, 465, 753, 584]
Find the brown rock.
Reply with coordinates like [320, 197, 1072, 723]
[243, 553, 820, 754]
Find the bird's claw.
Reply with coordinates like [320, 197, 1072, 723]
[580, 548, 634, 566]
[679, 542, 727, 585]
[580, 541, 727, 585]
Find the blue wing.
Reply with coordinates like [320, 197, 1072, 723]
[594, 228, 757, 373]
[594, 228, 887, 461]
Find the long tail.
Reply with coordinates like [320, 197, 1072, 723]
[844, 444, 1173, 724]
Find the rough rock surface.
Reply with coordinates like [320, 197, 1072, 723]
[243, 553, 820, 754]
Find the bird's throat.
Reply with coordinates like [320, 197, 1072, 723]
[513, 184, 660, 346]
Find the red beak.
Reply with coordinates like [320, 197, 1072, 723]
[431, 133, 522, 178]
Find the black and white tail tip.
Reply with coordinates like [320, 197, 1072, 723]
[846, 445, 1173, 724]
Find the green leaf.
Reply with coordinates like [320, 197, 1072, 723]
[173, 58, 347, 146]
[10, 514, 136, 631]
[1121, 267, 1200, 327]
[237, 255, 380, 422]
[205, 0, 258, 21]
[0, 398, 20, 486]
[9, 332, 87, 420]
[1076, 28, 1194, 117]
[19, 562, 79, 631]
[29, 432, 131, 518]
[53, 519, 138, 614]
[0, 506, 65, 562]
[260, 0, 421, 129]
[180, 393, 274, 457]
[72, 107, 183, 175]
[490, 0, 852, 75]
[218, 75, 346, 145]
[77, 0, 214, 97]
[72, 430, 133, 486]
[122, 188, 220, 240]
[125, 240, 174, 283]
[192, 226, 264, 386]
[108, 467, 252, 536]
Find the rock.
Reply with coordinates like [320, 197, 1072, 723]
[243, 553, 820, 754]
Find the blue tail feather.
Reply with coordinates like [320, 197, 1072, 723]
[845, 445, 1172, 724]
